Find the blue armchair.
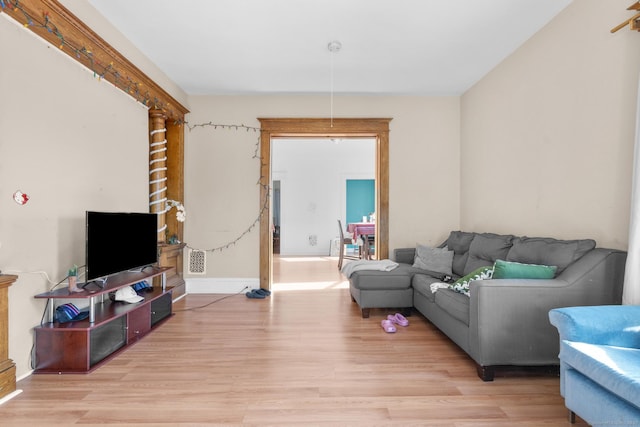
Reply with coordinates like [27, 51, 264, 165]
[549, 305, 640, 426]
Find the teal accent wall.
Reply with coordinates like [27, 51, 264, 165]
[346, 179, 374, 224]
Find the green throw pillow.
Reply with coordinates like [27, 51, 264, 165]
[448, 266, 494, 297]
[492, 259, 557, 279]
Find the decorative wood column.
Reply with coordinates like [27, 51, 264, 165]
[0, 275, 17, 400]
[150, 110, 186, 296]
[165, 118, 185, 244]
[149, 109, 168, 242]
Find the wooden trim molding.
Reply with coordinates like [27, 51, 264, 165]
[165, 118, 186, 242]
[1, 0, 189, 119]
[0, 275, 17, 400]
[258, 118, 391, 290]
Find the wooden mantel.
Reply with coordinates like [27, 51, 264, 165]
[0, 275, 17, 400]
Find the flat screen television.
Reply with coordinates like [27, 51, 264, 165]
[85, 211, 158, 282]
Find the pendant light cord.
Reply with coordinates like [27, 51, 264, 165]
[330, 49, 335, 127]
[328, 41, 341, 128]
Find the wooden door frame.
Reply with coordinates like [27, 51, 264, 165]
[258, 118, 391, 290]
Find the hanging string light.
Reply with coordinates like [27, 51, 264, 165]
[2, 0, 178, 115]
[176, 120, 269, 253]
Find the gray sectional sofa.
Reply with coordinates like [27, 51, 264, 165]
[348, 231, 627, 380]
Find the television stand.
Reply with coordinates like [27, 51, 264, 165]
[33, 266, 173, 373]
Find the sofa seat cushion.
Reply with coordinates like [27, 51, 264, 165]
[349, 264, 416, 291]
[507, 237, 595, 274]
[412, 273, 442, 303]
[561, 341, 640, 409]
[434, 289, 470, 325]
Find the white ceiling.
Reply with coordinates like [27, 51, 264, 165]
[88, 0, 572, 96]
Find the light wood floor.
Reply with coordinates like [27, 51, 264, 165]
[2, 256, 586, 426]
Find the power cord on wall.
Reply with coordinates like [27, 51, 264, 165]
[6, 267, 85, 370]
[173, 286, 250, 312]
[30, 275, 70, 370]
[4, 265, 86, 292]
[3, 269, 57, 288]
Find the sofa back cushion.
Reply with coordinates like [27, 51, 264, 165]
[445, 231, 476, 276]
[506, 237, 596, 274]
[463, 233, 514, 275]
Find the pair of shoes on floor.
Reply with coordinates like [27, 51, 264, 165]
[381, 313, 409, 333]
[387, 313, 409, 327]
[245, 288, 271, 299]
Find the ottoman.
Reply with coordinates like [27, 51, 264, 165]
[348, 264, 415, 318]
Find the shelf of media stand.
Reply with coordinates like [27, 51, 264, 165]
[34, 267, 171, 300]
[33, 267, 173, 374]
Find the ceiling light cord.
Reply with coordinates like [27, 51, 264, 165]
[330, 50, 334, 128]
[328, 41, 341, 128]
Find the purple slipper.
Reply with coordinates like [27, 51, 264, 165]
[381, 319, 397, 333]
[388, 313, 409, 327]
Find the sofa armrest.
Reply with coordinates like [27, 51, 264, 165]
[468, 278, 575, 364]
[549, 306, 640, 348]
[467, 246, 626, 366]
[470, 248, 625, 319]
[394, 248, 415, 265]
[554, 248, 626, 304]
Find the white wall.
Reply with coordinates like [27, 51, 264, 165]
[0, 15, 151, 377]
[272, 138, 375, 255]
[461, 0, 640, 250]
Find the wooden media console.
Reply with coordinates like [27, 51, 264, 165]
[33, 267, 173, 373]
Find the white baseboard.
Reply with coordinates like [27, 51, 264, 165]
[186, 277, 259, 294]
[0, 389, 22, 405]
[17, 371, 32, 382]
[172, 292, 187, 303]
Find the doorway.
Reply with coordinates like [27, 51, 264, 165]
[258, 118, 392, 290]
[272, 138, 375, 257]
